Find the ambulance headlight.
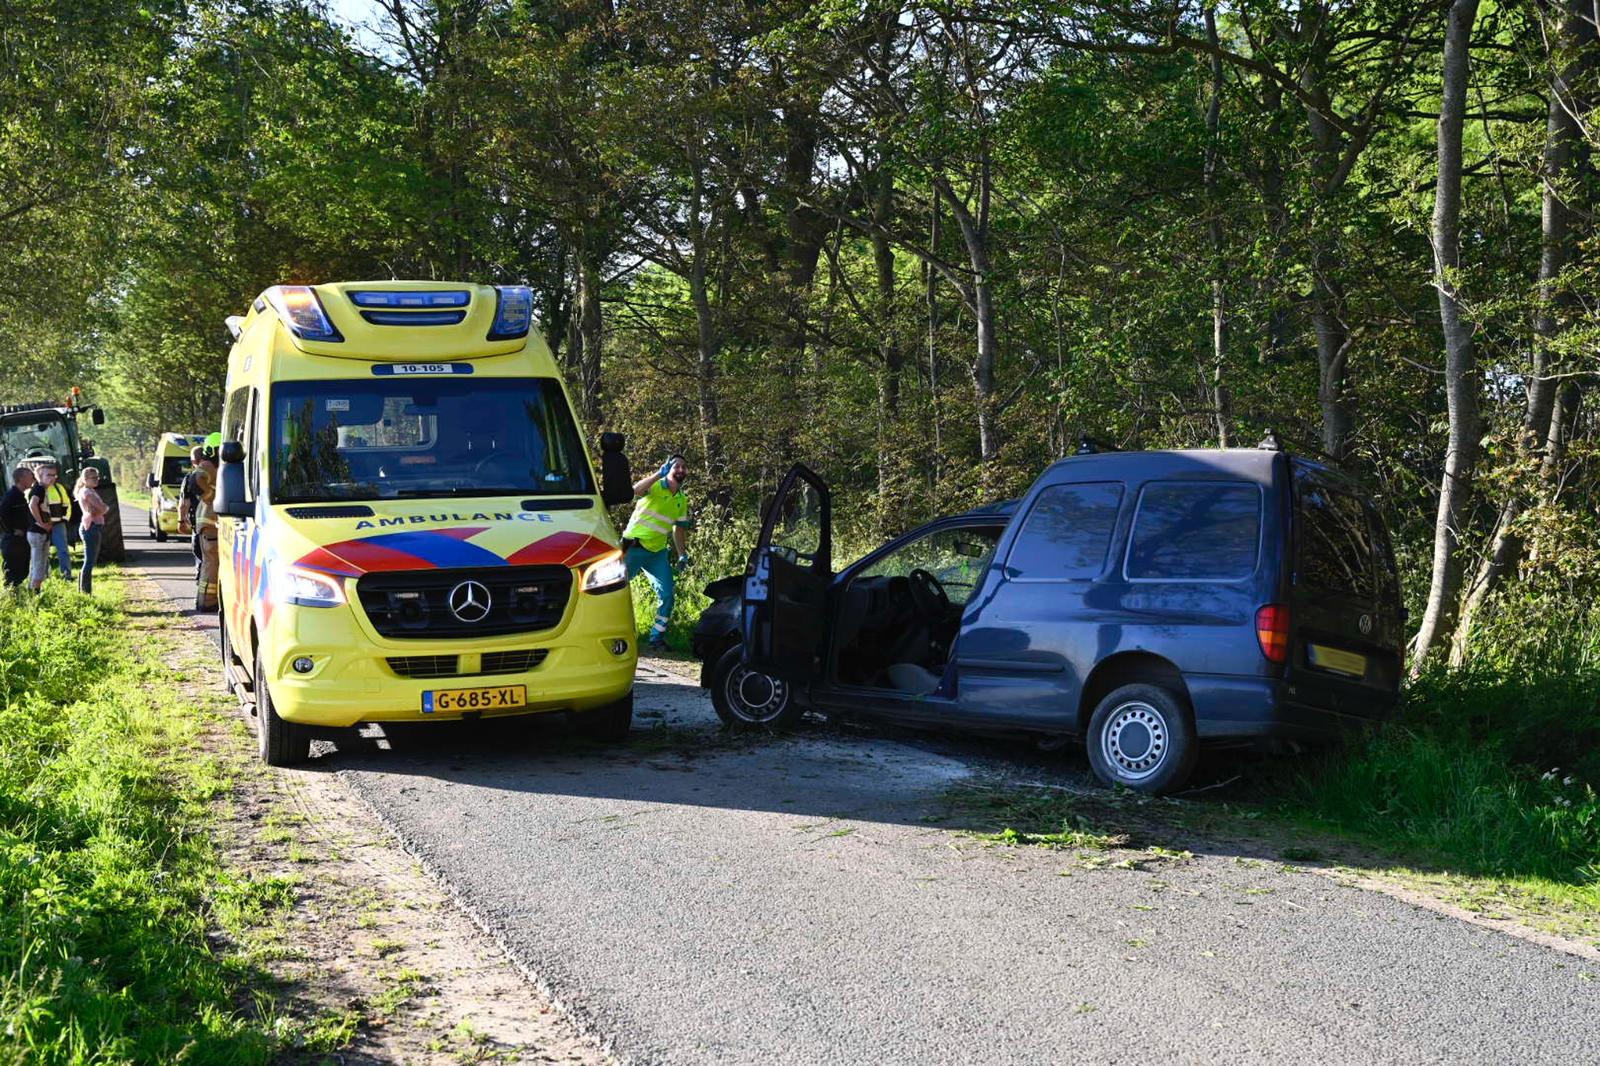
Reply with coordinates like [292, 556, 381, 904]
[487, 285, 534, 340]
[159, 498, 177, 511]
[275, 566, 347, 608]
[581, 551, 628, 594]
[264, 285, 344, 343]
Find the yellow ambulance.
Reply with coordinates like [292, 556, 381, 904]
[145, 432, 203, 540]
[214, 282, 638, 765]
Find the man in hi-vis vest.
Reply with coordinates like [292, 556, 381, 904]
[621, 455, 690, 651]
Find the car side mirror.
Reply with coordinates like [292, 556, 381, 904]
[598, 432, 633, 507]
[216, 443, 251, 518]
[146, 473, 158, 490]
[91, 409, 105, 426]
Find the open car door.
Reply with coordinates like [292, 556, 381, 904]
[742, 464, 832, 683]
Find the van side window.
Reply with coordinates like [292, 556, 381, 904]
[1007, 482, 1123, 579]
[1127, 482, 1260, 580]
[1297, 485, 1377, 598]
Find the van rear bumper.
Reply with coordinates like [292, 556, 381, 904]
[1184, 674, 1395, 742]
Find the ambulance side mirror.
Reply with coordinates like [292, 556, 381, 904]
[598, 432, 633, 507]
[216, 442, 251, 519]
[146, 473, 158, 490]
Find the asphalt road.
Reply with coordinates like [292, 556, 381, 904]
[127, 535, 1599, 1065]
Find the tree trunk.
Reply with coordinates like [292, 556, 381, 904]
[688, 160, 723, 477]
[926, 189, 942, 487]
[1411, 0, 1481, 672]
[933, 168, 998, 464]
[1204, 8, 1231, 447]
[874, 169, 903, 535]
[1450, 0, 1588, 663]
[576, 243, 603, 425]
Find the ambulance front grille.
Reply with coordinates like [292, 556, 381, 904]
[480, 649, 550, 675]
[385, 649, 549, 679]
[356, 564, 572, 639]
[386, 655, 459, 679]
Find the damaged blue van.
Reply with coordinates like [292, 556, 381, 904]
[694, 446, 1404, 794]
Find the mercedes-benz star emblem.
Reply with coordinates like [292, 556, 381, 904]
[448, 580, 492, 623]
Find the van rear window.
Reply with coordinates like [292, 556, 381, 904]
[1296, 484, 1377, 598]
[1008, 482, 1124, 579]
[1126, 482, 1260, 580]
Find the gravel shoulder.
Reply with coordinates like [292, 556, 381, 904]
[125, 543, 609, 1064]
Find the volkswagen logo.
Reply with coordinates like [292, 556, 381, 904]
[448, 580, 492, 623]
[1358, 613, 1373, 636]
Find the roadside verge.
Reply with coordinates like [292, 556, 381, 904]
[0, 571, 610, 1063]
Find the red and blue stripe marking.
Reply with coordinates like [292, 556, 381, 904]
[295, 527, 614, 577]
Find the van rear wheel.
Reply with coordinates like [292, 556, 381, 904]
[255, 651, 311, 766]
[1086, 683, 1197, 795]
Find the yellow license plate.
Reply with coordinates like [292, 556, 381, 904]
[1308, 644, 1367, 678]
[422, 685, 526, 714]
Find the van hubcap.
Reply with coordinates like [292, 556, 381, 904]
[1102, 701, 1168, 780]
[726, 666, 788, 723]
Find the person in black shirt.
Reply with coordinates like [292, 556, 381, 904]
[179, 445, 205, 581]
[1, 465, 37, 588]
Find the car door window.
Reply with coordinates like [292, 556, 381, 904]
[858, 526, 1003, 606]
[765, 479, 825, 567]
[1006, 482, 1124, 580]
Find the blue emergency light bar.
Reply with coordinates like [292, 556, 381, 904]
[348, 290, 471, 309]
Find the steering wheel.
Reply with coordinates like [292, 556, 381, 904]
[908, 568, 951, 616]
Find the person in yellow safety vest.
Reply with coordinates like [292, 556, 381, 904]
[192, 433, 221, 611]
[622, 455, 690, 651]
[25, 459, 73, 588]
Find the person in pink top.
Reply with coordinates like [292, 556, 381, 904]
[73, 467, 109, 593]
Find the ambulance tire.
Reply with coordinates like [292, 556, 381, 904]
[218, 603, 236, 693]
[155, 528, 168, 543]
[575, 692, 633, 743]
[255, 651, 311, 766]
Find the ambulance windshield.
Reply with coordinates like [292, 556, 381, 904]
[269, 377, 595, 502]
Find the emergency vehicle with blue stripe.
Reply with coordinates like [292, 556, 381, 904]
[146, 431, 203, 540]
[214, 281, 640, 765]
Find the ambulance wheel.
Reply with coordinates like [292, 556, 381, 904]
[255, 651, 311, 766]
[218, 602, 234, 692]
[710, 646, 801, 731]
[155, 528, 168, 543]
[575, 692, 633, 742]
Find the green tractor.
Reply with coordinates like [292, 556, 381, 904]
[0, 390, 126, 563]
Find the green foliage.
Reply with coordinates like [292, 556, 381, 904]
[0, 583, 273, 1063]
[1286, 591, 1600, 895]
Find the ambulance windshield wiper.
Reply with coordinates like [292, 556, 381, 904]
[392, 487, 530, 497]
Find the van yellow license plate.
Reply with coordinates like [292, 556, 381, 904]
[1308, 644, 1367, 678]
[421, 685, 527, 714]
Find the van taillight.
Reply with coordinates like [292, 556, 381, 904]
[1256, 605, 1290, 663]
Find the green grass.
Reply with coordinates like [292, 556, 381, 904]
[940, 784, 1129, 851]
[0, 576, 276, 1063]
[1272, 589, 1600, 913]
